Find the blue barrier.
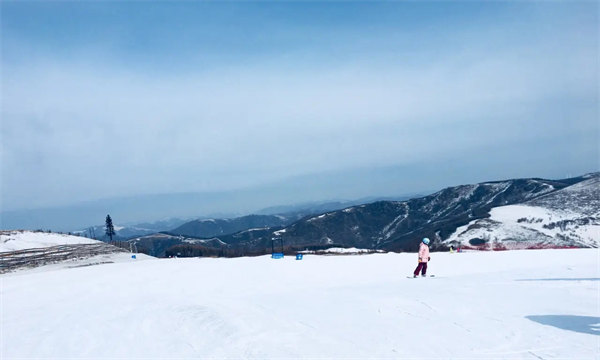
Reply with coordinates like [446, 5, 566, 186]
[271, 253, 284, 259]
[296, 254, 303, 260]
[131, 255, 137, 259]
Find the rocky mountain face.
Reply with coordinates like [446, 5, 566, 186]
[132, 173, 598, 257]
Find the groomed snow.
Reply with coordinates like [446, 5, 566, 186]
[0, 231, 100, 252]
[2, 249, 598, 359]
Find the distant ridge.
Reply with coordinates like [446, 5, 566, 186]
[152, 173, 598, 257]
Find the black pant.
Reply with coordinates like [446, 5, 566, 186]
[414, 262, 427, 276]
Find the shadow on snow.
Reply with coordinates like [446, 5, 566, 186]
[516, 278, 600, 282]
[526, 315, 600, 336]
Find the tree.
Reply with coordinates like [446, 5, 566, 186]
[105, 214, 116, 242]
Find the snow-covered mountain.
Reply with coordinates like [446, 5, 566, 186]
[0, 231, 145, 273]
[160, 173, 597, 256]
[444, 176, 599, 249]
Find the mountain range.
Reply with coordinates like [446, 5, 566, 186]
[130, 173, 598, 257]
[1, 162, 449, 232]
[165, 196, 417, 239]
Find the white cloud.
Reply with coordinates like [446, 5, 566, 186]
[1, 20, 597, 209]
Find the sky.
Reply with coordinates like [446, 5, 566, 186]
[1, 1, 598, 213]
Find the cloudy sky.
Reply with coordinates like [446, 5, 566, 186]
[1, 1, 598, 211]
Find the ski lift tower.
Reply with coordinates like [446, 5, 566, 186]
[271, 236, 284, 259]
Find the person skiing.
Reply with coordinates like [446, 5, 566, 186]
[413, 237, 430, 277]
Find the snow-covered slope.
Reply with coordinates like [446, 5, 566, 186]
[0, 231, 155, 273]
[299, 247, 385, 255]
[0, 230, 100, 252]
[2, 249, 597, 358]
[444, 177, 599, 249]
[527, 176, 599, 216]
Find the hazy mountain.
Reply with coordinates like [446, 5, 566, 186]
[168, 215, 293, 238]
[141, 197, 422, 251]
[73, 218, 191, 241]
[161, 173, 598, 257]
[3, 160, 566, 232]
[255, 195, 420, 217]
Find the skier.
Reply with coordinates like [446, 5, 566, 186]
[413, 237, 430, 277]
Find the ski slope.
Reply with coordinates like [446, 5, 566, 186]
[1, 249, 598, 359]
[0, 230, 100, 252]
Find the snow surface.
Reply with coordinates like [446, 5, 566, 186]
[1, 252, 155, 275]
[307, 213, 331, 222]
[182, 238, 227, 246]
[0, 231, 100, 252]
[240, 227, 269, 233]
[299, 247, 384, 254]
[2, 249, 598, 359]
[273, 229, 286, 236]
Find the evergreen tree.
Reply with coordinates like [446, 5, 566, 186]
[105, 214, 116, 242]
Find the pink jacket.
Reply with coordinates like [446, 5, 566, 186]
[418, 242, 430, 263]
